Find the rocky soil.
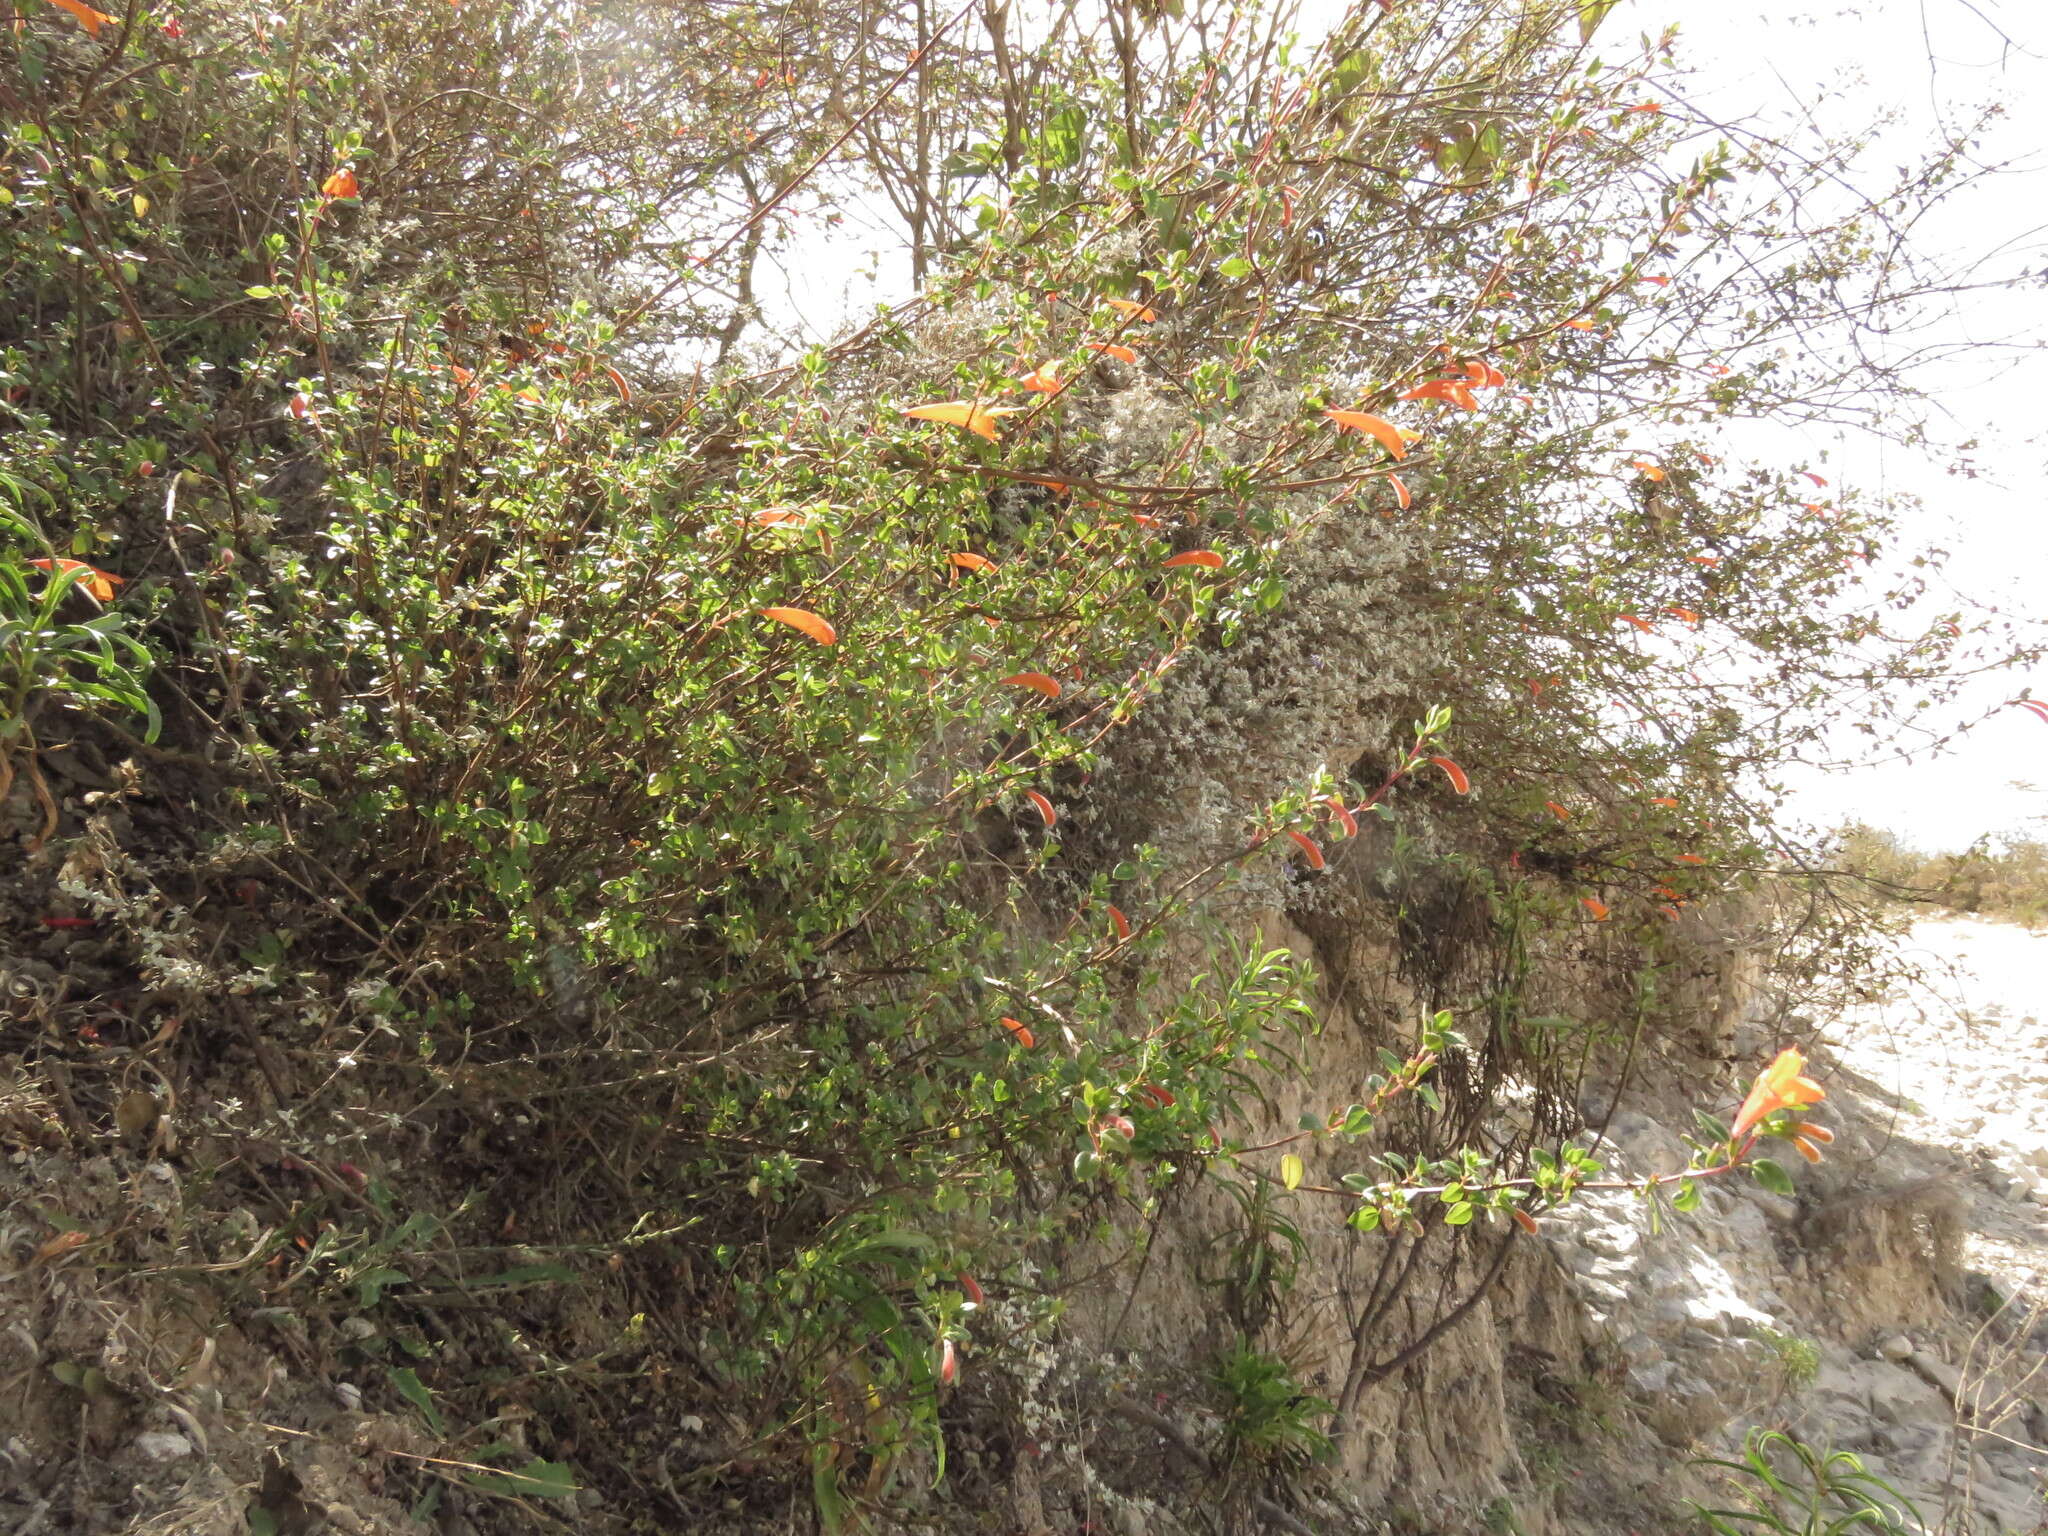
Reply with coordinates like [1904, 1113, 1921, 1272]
[1543, 915, 2048, 1534]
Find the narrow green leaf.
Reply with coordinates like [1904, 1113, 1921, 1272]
[388, 1367, 446, 1436]
[465, 1458, 580, 1499]
[355, 1266, 409, 1307]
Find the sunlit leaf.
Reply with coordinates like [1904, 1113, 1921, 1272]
[1280, 1152, 1305, 1191]
[28, 558, 124, 603]
[760, 606, 837, 645]
[1323, 409, 1410, 459]
[902, 400, 1024, 441]
[1001, 671, 1062, 699]
[1161, 550, 1224, 570]
[1399, 379, 1477, 410]
[1577, 0, 1621, 43]
[44, 0, 114, 37]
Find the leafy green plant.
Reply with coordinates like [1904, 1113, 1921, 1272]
[1691, 1429, 1926, 1535]
[0, 476, 156, 811]
[1753, 1327, 1822, 1396]
[1, 0, 2030, 1529]
[1211, 1337, 1334, 1472]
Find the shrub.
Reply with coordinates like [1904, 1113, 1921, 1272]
[0, 1, 2027, 1527]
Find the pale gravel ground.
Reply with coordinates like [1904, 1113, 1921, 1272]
[1830, 917, 2048, 1304]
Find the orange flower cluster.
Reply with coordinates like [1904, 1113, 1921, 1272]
[1731, 1046, 1828, 1159]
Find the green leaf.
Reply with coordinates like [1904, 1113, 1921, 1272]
[1347, 1205, 1381, 1232]
[1577, 0, 1622, 43]
[1750, 1158, 1795, 1197]
[1219, 256, 1252, 280]
[1279, 1152, 1304, 1191]
[1444, 1200, 1475, 1226]
[469, 1263, 578, 1288]
[388, 1367, 446, 1436]
[355, 1267, 409, 1306]
[813, 1443, 849, 1532]
[1671, 1178, 1701, 1212]
[464, 1458, 580, 1499]
[1037, 105, 1088, 170]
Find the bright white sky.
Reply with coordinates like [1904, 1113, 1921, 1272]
[1627, 0, 2048, 852]
[754, 0, 2048, 854]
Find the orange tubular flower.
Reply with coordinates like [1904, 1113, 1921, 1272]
[1730, 1047, 1825, 1142]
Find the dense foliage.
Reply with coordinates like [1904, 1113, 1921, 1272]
[1835, 822, 2048, 927]
[1, 0, 2030, 1528]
